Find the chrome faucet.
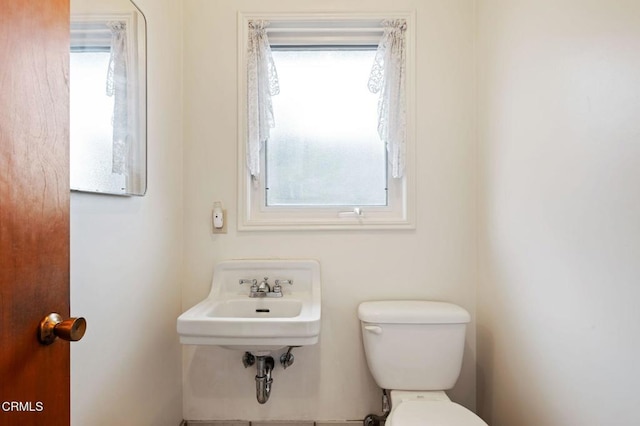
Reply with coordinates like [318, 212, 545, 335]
[239, 277, 293, 298]
[257, 277, 271, 294]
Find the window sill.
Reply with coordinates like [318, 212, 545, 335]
[237, 215, 416, 231]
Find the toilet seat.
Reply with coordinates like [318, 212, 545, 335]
[386, 400, 488, 426]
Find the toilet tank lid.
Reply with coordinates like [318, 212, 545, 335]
[358, 301, 471, 324]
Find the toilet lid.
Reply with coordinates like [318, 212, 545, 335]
[387, 401, 488, 426]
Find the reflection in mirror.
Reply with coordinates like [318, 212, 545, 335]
[70, 0, 146, 196]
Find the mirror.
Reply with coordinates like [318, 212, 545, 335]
[70, 0, 147, 196]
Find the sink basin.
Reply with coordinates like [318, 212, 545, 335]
[209, 299, 303, 318]
[177, 259, 321, 353]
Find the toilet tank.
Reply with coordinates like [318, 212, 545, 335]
[358, 301, 470, 391]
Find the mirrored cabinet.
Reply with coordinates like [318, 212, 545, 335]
[70, 0, 147, 195]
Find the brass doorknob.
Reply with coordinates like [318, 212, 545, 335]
[38, 313, 86, 345]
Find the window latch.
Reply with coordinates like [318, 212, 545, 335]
[338, 207, 364, 219]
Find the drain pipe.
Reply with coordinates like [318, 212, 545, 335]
[254, 355, 274, 404]
[243, 348, 298, 404]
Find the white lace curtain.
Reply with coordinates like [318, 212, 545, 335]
[368, 19, 407, 179]
[106, 21, 130, 175]
[246, 20, 280, 180]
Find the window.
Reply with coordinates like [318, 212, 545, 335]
[267, 48, 386, 207]
[238, 14, 415, 230]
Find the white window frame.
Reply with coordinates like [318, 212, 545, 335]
[237, 12, 416, 231]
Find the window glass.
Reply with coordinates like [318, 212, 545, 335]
[266, 49, 387, 207]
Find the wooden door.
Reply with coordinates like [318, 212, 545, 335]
[0, 0, 71, 425]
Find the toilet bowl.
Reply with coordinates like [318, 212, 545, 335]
[358, 301, 487, 426]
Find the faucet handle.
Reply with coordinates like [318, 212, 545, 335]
[240, 279, 259, 296]
[272, 279, 292, 295]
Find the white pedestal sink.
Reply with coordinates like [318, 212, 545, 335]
[177, 259, 321, 354]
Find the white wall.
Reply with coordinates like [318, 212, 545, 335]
[477, 1, 640, 424]
[182, 0, 476, 422]
[66, 0, 640, 423]
[70, 0, 184, 424]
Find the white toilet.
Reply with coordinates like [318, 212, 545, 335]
[358, 300, 487, 426]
